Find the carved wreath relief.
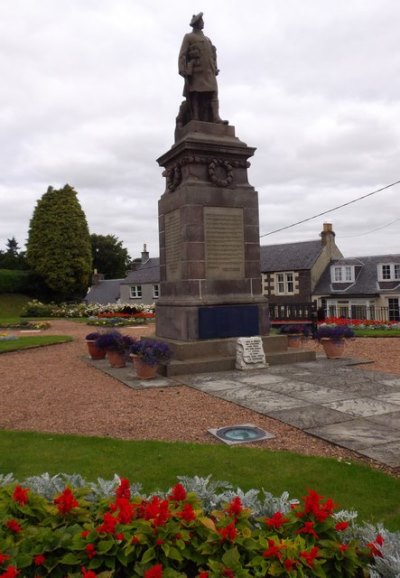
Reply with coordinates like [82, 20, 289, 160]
[163, 155, 249, 192]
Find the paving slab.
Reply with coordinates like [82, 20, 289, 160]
[267, 405, 354, 429]
[323, 397, 400, 417]
[304, 418, 400, 451]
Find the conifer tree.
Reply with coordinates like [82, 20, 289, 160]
[27, 184, 92, 300]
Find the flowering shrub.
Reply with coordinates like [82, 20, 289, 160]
[0, 320, 51, 330]
[324, 317, 400, 330]
[316, 324, 355, 341]
[21, 300, 156, 319]
[130, 339, 172, 366]
[87, 317, 147, 328]
[0, 474, 395, 577]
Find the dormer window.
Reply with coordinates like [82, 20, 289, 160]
[331, 265, 354, 283]
[378, 263, 400, 281]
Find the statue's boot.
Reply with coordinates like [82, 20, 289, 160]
[211, 97, 228, 125]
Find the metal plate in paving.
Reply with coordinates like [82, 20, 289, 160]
[208, 424, 275, 445]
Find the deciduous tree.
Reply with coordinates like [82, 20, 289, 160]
[91, 234, 131, 279]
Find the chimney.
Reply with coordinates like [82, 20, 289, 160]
[91, 268, 104, 285]
[141, 243, 150, 264]
[320, 223, 335, 246]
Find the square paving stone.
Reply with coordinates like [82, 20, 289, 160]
[363, 411, 400, 430]
[268, 405, 354, 429]
[382, 378, 400, 389]
[289, 386, 354, 403]
[235, 373, 287, 386]
[241, 380, 318, 394]
[358, 440, 400, 467]
[305, 418, 400, 451]
[187, 379, 241, 393]
[323, 397, 399, 417]
[220, 388, 309, 412]
[373, 391, 400, 405]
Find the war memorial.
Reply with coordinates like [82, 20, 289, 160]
[155, 13, 314, 375]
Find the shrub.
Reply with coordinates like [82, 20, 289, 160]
[279, 324, 311, 336]
[0, 269, 31, 294]
[0, 474, 394, 577]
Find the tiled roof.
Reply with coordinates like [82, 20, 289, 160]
[121, 258, 160, 284]
[260, 240, 323, 272]
[84, 279, 124, 304]
[314, 254, 400, 295]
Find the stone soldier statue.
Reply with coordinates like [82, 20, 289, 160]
[178, 12, 227, 125]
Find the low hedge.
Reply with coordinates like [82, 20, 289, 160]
[0, 474, 397, 577]
[0, 270, 31, 294]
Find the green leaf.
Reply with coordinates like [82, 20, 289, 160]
[60, 552, 80, 565]
[222, 547, 240, 568]
[141, 546, 156, 565]
[97, 539, 115, 554]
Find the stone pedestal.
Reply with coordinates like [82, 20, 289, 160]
[156, 121, 268, 342]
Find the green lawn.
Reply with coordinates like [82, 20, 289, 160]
[0, 430, 399, 530]
[0, 293, 31, 319]
[0, 335, 72, 353]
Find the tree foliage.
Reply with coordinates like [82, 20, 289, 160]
[0, 237, 28, 270]
[26, 185, 92, 301]
[91, 233, 131, 279]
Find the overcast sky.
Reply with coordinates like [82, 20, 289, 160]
[1, 0, 400, 261]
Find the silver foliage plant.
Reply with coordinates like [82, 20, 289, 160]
[3, 473, 400, 577]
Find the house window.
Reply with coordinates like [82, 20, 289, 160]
[388, 298, 400, 321]
[331, 265, 354, 283]
[153, 284, 160, 299]
[378, 263, 400, 281]
[275, 272, 294, 294]
[130, 285, 142, 299]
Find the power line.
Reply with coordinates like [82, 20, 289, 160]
[341, 217, 400, 238]
[259, 179, 400, 238]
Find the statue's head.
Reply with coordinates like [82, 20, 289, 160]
[190, 12, 204, 29]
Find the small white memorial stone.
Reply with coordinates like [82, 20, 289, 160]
[236, 336, 268, 370]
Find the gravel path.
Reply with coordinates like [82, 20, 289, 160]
[1, 320, 399, 476]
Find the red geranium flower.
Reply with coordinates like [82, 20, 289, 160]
[218, 521, 237, 542]
[144, 563, 163, 578]
[198, 572, 209, 578]
[12, 485, 29, 506]
[54, 487, 79, 515]
[222, 568, 234, 578]
[85, 544, 97, 559]
[5, 520, 21, 534]
[338, 543, 349, 552]
[81, 530, 90, 538]
[296, 521, 319, 539]
[263, 538, 285, 560]
[97, 512, 118, 534]
[284, 559, 298, 571]
[265, 511, 289, 529]
[33, 555, 46, 566]
[0, 554, 11, 564]
[0, 568, 19, 578]
[300, 546, 319, 568]
[169, 483, 187, 501]
[116, 478, 131, 500]
[335, 521, 349, 532]
[178, 503, 196, 522]
[227, 497, 243, 516]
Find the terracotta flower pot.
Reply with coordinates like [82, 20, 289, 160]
[132, 355, 159, 379]
[106, 350, 126, 368]
[321, 338, 345, 359]
[287, 334, 302, 348]
[86, 340, 106, 360]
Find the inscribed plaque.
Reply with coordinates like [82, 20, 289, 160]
[236, 336, 267, 370]
[204, 207, 244, 279]
[165, 209, 182, 281]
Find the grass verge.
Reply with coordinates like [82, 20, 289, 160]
[0, 430, 399, 529]
[0, 335, 72, 353]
